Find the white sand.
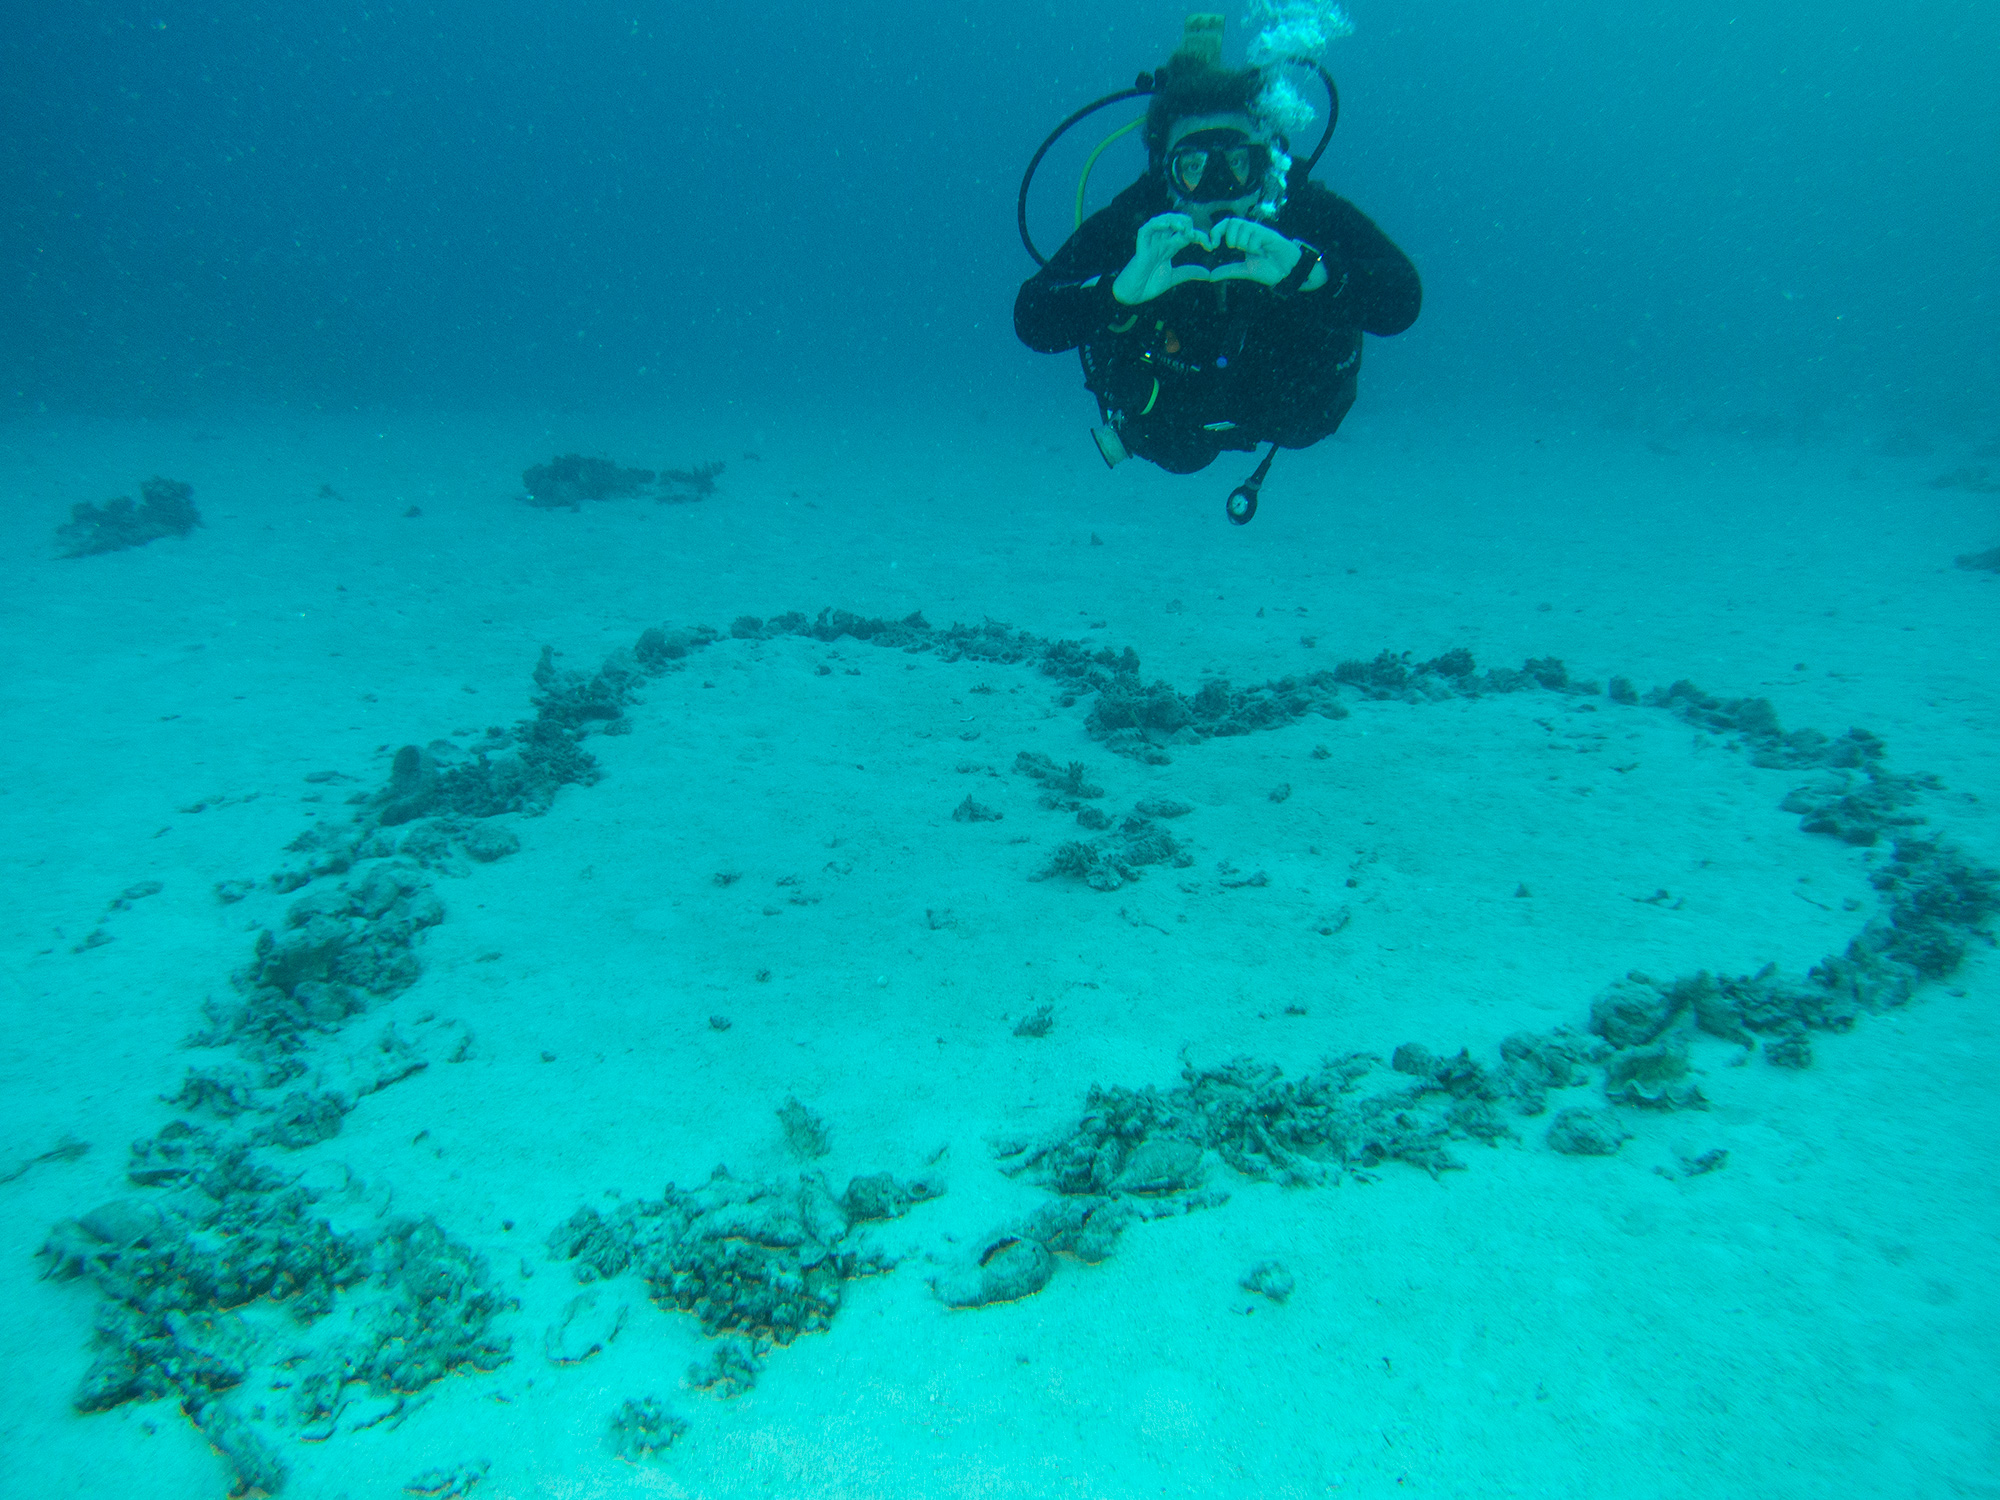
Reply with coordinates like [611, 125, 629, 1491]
[1, 402, 1995, 1498]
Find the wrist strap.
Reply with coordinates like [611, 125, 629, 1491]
[1274, 242, 1321, 298]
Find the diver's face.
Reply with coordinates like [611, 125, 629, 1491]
[1165, 112, 1267, 226]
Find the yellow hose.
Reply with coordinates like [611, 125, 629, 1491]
[1075, 118, 1144, 229]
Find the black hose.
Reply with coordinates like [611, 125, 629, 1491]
[1017, 62, 1339, 266]
[1017, 82, 1154, 267]
[1298, 62, 1339, 173]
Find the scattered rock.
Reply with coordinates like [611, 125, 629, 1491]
[111, 880, 164, 909]
[0, 1135, 89, 1187]
[190, 864, 444, 1062]
[43, 1135, 512, 1495]
[1588, 975, 1682, 1049]
[636, 627, 697, 665]
[1782, 769, 1935, 845]
[1497, 1029, 1594, 1114]
[607, 1397, 686, 1462]
[522, 455, 653, 510]
[1546, 1107, 1630, 1156]
[1391, 1043, 1438, 1076]
[1239, 1260, 1295, 1303]
[1014, 751, 1104, 805]
[1645, 679, 1883, 770]
[56, 477, 200, 557]
[687, 1337, 763, 1398]
[660, 461, 726, 500]
[1603, 1040, 1708, 1110]
[933, 1236, 1053, 1309]
[456, 822, 521, 863]
[1009, 1052, 1470, 1190]
[376, 745, 441, 827]
[1033, 815, 1189, 891]
[1763, 1033, 1812, 1068]
[547, 1166, 912, 1345]
[544, 1290, 628, 1365]
[1113, 1140, 1204, 1195]
[839, 1172, 941, 1224]
[403, 1458, 490, 1497]
[778, 1097, 829, 1160]
[1013, 1005, 1054, 1038]
[42, 600, 2000, 1493]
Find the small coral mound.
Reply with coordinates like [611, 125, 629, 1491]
[522, 454, 654, 510]
[57, 477, 201, 557]
[608, 1397, 686, 1461]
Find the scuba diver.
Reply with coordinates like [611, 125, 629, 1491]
[1014, 16, 1420, 522]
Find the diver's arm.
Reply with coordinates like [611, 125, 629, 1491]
[1014, 187, 1170, 354]
[1287, 190, 1422, 337]
[1013, 234, 1128, 355]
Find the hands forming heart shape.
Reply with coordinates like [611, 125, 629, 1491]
[1111, 213, 1306, 306]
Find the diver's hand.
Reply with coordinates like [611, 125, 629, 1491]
[1112, 214, 1209, 305]
[1205, 218, 1329, 291]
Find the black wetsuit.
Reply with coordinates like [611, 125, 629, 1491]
[1014, 176, 1421, 473]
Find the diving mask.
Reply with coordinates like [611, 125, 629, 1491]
[1165, 128, 1272, 204]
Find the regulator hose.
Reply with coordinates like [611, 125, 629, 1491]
[1017, 59, 1339, 267]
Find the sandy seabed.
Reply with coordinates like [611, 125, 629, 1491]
[1, 399, 1995, 1499]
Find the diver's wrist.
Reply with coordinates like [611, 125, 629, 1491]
[1273, 242, 1321, 297]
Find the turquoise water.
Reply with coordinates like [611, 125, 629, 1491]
[1, 5, 1996, 1498]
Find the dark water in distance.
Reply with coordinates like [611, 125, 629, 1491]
[4, 0, 1995, 435]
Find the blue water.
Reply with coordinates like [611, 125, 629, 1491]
[3, 6, 1998, 1499]
[6, 1, 1994, 430]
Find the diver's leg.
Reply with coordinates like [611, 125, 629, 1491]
[1252, 333, 1363, 450]
[1117, 412, 1224, 474]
